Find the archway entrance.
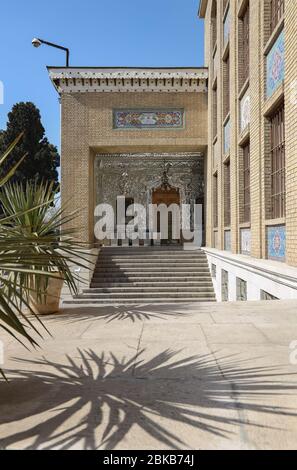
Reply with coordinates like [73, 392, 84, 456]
[152, 187, 180, 244]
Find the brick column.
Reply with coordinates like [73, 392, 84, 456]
[61, 94, 94, 246]
[229, 0, 239, 253]
[285, 2, 297, 266]
[249, 0, 263, 259]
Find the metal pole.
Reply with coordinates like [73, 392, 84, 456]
[37, 38, 70, 67]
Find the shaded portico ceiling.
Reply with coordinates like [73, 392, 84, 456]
[47, 67, 208, 94]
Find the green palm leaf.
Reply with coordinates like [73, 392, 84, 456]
[0, 135, 90, 379]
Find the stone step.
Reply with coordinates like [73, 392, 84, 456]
[92, 274, 211, 282]
[91, 279, 211, 286]
[83, 286, 215, 293]
[100, 247, 197, 252]
[98, 256, 207, 264]
[74, 291, 215, 300]
[96, 265, 208, 270]
[89, 281, 213, 288]
[92, 276, 211, 282]
[98, 253, 207, 258]
[98, 253, 207, 259]
[94, 264, 209, 270]
[63, 298, 216, 306]
[70, 247, 215, 306]
[97, 259, 207, 264]
[92, 273, 210, 280]
[93, 266, 210, 272]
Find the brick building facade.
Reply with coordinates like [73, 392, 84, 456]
[48, 68, 208, 245]
[49, 1, 297, 302]
[199, 0, 297, 301]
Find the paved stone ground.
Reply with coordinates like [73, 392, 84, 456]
[1, 300, 297, 450]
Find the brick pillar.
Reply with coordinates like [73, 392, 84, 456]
[229, 0, 239, 254]
[249, 0, 263, 259]
[217, 0, 224, 251]
[285, 3, 297, 266]
[61, 94, 94, 246]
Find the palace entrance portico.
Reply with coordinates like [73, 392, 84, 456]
[48, 67, 210, 301]
[48, 67, 208, 246]
[94, 152, 204, 246]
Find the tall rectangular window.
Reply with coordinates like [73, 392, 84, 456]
[213, 174, 218, 228]
[223, 6, 230, 46]
[211, 264, 217, 279]
[224, 162, 231, 227]
[223, 55, 230, 118]
[213, 87, 217, 138]
[211, 1, 217, 50]
[221, 270, 229, 302]
[240, 3, 250, 86]
[236, 278, 247, 301]
[270, 104, 286, 219]
[243, 143, 251, 223]
[270, 0, 285, 33]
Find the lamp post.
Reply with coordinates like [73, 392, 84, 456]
[32, 38, 70, 67]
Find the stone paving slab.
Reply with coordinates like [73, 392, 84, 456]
[141, 322, 207, 344]
[201, 324, 269, 345]
[1, 300, 297, 450]
[252, 324, 297, 345]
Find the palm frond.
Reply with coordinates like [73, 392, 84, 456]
[0, 137, 90, 378]
[0, 132, 24, 166]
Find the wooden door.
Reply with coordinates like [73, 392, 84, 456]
[152, 188, 180, 243]
[152, 188, 180, 206]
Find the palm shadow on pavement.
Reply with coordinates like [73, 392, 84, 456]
[1, 348, 297, 449]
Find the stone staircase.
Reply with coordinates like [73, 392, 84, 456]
[63, 247, 216, 306]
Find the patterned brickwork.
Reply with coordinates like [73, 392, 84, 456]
[61, 92, 208, 244]
[201, 0, 296, 267]
[285, 0, 297, 265]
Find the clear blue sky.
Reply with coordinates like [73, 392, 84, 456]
[0, 0, 204, 151]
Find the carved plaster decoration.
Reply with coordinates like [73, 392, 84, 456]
[94, 153, 204, 214]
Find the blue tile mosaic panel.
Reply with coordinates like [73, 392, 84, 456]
[241, 228, 251, 255]
[266, 30, 285, 98]
[267, 225, 286, 261]
[224, 119, 230, 154]
[224, 230, 231, 252]
[113, 109, 184, 129]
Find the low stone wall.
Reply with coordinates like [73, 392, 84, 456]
[204, 248, 297, 302]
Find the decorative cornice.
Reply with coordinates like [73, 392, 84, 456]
[47, 67, 208, 94]
[95, 152, 204, 160]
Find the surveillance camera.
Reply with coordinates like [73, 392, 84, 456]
[32, 38, 42, 48]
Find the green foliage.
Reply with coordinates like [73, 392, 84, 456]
[0, 181, 87, 301]
[0, 136, 88, 380]
[0, 102, 60, 188]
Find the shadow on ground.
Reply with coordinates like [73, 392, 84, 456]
[52, 304, 208, 323]
[1, 349, 297, 449]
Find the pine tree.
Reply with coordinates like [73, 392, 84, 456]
[0, 102, 60, 188]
